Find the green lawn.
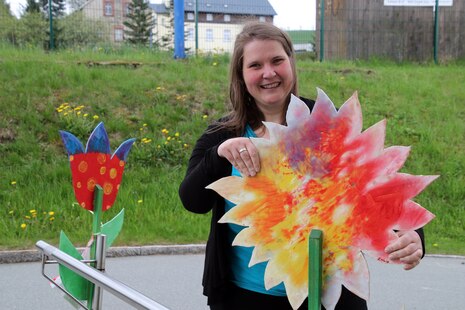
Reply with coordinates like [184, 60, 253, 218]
[1, 45, 464, 256]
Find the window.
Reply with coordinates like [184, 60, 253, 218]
[187, 28, 194, 41]
[206, 13, 213, 21]
[104, 1, 113, 16]
[187, 12, 194, 20]
[123, 2, 130, 16]
[223, 29, 231, 42]
[259, 16, 266, 22]
[224, 14, 230, 22]
[206, 29, 213, 42]
[115, 28, 124, 41]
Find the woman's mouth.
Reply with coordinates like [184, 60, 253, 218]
[261, 82, 280, 89]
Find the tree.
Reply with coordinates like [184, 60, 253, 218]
[40, 0, 65, 18]
[123, 0, 155, 45]
[23, 0, 41, 14]
[0, 0, 17, 44]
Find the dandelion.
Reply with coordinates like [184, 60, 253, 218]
[29, 209, 36, 214]
[161, 128, 169, 134]
[167, 136, 172, 141]
[137, 199, 143, 204]
[433, 243, 439, 247]
[203, 115, 208, 119]
[143, 123, 148, 127]
[10, 181, 16, 185]
[157, 145, 161, 148]
[93, 115, 99, 120]
[49, 217, 55, 221]
[83, 113, 89, 117]
[20, 223, 27, 229]
[175, 132, 180, 137]
[49, 211, 55, 216]
[25, 215, 31, 219]
[213, 62, 218, 66]
[183, 144, 189, 148]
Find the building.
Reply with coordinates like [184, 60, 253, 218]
[151, 0, 276, 53]
[79, 0, 276, 51]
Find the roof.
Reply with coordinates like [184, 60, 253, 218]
[149, 3, 169, 14]
[151, 0, 276, 16]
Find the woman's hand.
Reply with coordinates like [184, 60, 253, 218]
[385, 230, 423, 270]
[218, 137, 260, 177]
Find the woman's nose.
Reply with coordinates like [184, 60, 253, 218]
[262, 65, 277, 78]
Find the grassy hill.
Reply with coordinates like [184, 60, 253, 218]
[1, 45, 464, 255]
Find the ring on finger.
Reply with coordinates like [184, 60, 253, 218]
[238, 147, 247, 154]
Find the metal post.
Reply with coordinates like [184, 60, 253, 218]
[319, 0, 325, 62]
[48, 0, 54, 50]
[36, 240, 170, 310]
[433, 0, 439, 64]
[308, 229, 323, 310]
[195, 0, 198, 55]
[173, 0, 186, 59]
[92, 234, 107, 310]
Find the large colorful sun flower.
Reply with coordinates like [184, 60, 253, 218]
[207, 89, 437, 310]
[60, 122, 135, 212]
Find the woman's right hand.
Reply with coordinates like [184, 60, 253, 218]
[217, 137, 260, 177]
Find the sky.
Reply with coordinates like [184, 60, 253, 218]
[6, 0, 316, 30]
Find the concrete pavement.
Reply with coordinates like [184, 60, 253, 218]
[0, 246, 464, 309]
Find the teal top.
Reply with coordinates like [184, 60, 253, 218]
[224, 124, 286, 296]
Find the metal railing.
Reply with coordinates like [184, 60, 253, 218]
[36, 239, 170, 310]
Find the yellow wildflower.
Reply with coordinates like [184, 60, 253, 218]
[21, 223, 27, 229]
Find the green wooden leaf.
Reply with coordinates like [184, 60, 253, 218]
[58, 230, 91, 301]
[101, 208, 125, 248]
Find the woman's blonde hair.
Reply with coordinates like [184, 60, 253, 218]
[223, 21, 298, 135]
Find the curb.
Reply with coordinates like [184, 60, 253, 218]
[1, 245, 464, 264]
[0, 244, 206, 264]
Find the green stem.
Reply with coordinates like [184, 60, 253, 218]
[308, 229, 323, 310]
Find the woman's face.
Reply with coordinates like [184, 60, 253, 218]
[242, 39, 294, 116]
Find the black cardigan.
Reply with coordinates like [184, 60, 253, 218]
[178, 98, 425, 306]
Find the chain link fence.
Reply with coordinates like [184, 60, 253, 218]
[2, 0, 464, 61]
[316, 0, 465, 62]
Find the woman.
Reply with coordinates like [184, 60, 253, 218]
[179, 22, 425, 310]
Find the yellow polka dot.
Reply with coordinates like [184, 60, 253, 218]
[119, 160, 125, 167]
[100, 167, 106, 175]
[78, 161, 88, 173]
[97, 154, 106, 164]
[116, 184, 120, 190]
[76, 182, 82, 188]
[70, 155, 74, 161]
[81, 202, 86, 208]
[87, 178, 96, 191]
[109, 168, 117, 179]
[103, 182, 113, 195]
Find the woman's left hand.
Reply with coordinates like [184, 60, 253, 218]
[384, 230, 423, 270]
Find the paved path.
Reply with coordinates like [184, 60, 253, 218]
[0, 253, 464, 309]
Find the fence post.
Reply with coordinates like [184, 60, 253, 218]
[319, 0, 324, 62]
[48, 0, 54, 50]
[308, 229, 323, 310]
[195, 0, 198, 55]
[433, 0, 439, 64]
[173, 0, 186, 59]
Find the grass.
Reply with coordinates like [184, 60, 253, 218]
[1, 45, 464, 256]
